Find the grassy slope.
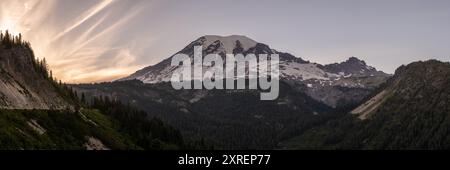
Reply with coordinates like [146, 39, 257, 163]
[0, 109, 140, 150]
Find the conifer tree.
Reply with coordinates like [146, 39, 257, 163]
[4, 30, 12, 48]
[81, 93, 86, 104]
[18, 33, 22, 45]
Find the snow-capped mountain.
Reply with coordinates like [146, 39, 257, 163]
[120, 35, 390, 107]
[120, 35, 306, 83]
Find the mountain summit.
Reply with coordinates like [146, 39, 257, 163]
[320, 57, 388, 77]
[120, 35, 390, 107]
[200, 35, 258, 54]
[120, 35, 387, 83]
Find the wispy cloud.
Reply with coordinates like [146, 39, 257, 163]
[2, 0, 449, 83]
[0, 0, 149, 83]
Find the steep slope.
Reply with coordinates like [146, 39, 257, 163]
[282, 60, 450, 149]
[351, 60, 450, 120]
[119, 35, 390, 107]
[0, 32, 185, 150]
[0, 44, 70, 109]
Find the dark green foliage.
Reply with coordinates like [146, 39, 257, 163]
[0, 98, 186, 150]
[86, 96, 185, 149]
[0, 109, 138, 150]
[282, 60, 450, 150]
[72, 80, 339, 149]
[0, 30, 27, 49]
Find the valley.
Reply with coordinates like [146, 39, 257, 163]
[1, 32, 449, 150]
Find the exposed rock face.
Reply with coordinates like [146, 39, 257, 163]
[320, 57, 387, 77]
[27, 119, 46, 135]
[0, 45, 71, 109]
[119, 35, 390, 107]
[85, 136, 110, 150]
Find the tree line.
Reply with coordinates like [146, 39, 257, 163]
[1, 30, 193, 149]
[0, 30, 29, 49]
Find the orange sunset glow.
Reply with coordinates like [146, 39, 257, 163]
[2, 0, 450, 83]
[0, 0, 147, 83]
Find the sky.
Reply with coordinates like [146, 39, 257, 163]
[1, 0, 449, 83]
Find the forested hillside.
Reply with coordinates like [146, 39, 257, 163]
[0, 30, 186, 150]
[281, 60, 450, 149]
[72, 80, 342, 149]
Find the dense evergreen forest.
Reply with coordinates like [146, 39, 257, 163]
[72, 80, 345, 149]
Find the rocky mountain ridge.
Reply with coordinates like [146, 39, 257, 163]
[120, 35, 391, 107]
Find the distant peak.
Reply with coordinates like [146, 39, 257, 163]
[345, 56, 366, 65]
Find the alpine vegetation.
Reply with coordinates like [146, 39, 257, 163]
[170, 46, 280, 100]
